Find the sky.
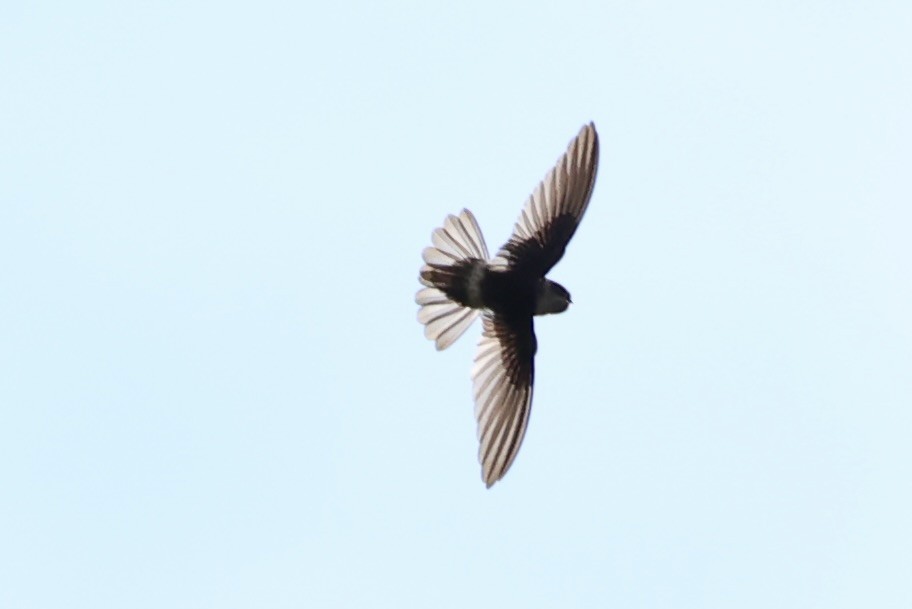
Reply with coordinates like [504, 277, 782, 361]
[1, 1, 910, 607]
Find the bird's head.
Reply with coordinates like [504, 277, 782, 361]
[535, 279, 572, 315]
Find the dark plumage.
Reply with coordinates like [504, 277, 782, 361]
[416, 123, 600, 487]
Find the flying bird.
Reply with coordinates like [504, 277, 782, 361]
[416, 123, 600, 487]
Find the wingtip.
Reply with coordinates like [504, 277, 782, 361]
[584, 121, 599, 144]
[482, 470, 498, 488]
[582, 121, 599, 149]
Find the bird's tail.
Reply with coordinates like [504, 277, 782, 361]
[416, 209, 489, 351]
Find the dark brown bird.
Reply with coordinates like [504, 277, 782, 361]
[417, 123, 600, 487]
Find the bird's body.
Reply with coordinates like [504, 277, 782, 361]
[416, 123, 600, 487]
[423, 263, 565, 318]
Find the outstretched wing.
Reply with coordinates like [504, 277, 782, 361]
[496, 122, 599, 277]
[472, 313, 537, 487]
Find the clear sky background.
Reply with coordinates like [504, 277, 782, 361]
[2, 2, 910, 608]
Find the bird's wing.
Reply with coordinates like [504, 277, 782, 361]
[472, 312, 537, 487]
[495, 122, 599, 277]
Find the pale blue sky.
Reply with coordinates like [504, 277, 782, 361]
[2, 1, 910, 608]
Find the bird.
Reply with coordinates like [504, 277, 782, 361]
[416, 122, 600, 487]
